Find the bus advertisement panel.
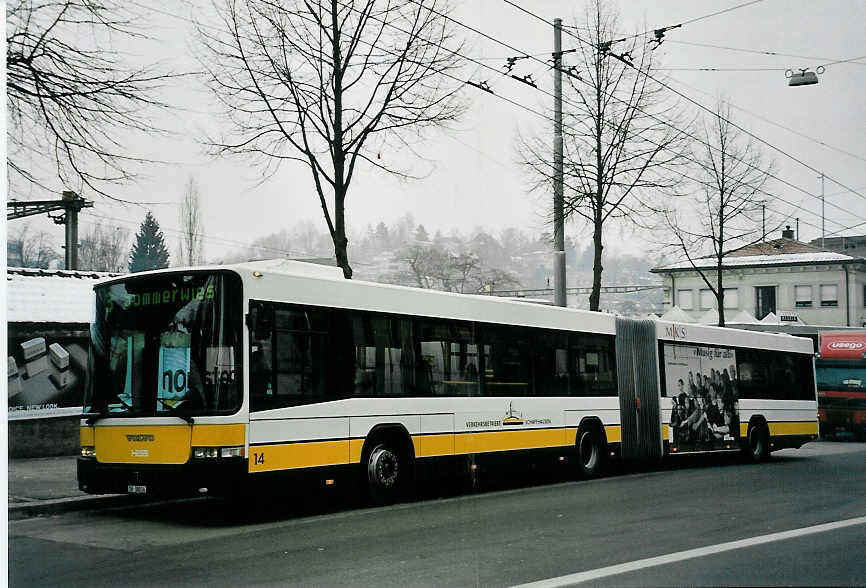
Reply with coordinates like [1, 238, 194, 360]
[663, 344, 739, 452]
[8, 333, 89, 419]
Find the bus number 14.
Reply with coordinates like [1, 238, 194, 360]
[254, 452, 264, 465]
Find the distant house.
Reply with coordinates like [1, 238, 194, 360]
[811, 234, 866, 259]
[651, 228, 866, 328]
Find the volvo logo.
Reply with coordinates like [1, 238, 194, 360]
[126, 434, 155, 442]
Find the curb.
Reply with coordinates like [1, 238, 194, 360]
[8, 494, 133, 520]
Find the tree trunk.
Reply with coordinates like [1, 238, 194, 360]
[334, 190, 352, 279]
[330, 0, 351, 280]
[589, 215, 603, 311]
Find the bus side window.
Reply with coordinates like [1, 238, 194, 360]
[274, 308, 326, 404]
[570, 334, 617, 397]
[480, 324, 531, 397]
[416, 319, 477, 397]
[249, 303, 274, 411]
[531, 329, 569, 397]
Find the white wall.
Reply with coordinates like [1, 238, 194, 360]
[661, 263, 866, 327]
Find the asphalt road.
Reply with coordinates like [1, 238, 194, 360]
[9, 442, 866, 587]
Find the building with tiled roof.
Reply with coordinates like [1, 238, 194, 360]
[651, 228, 866, 328]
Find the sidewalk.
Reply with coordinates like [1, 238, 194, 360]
[8, 456, 128, 519]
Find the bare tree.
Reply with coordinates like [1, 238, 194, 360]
[397, 244, 518, 293]
[9, 224, 62, 269]
[662, 100, 775, 326]
[6, 0, 172, 199]
[218, 229, 294, 263]
[198, 0, 465, 279]
[79, 221, 130, 272]
[178, 177, 205, 266]
[518, 0, 686, 311]
[291, 219, 322, 255]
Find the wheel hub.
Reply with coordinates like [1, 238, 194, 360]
[370, 448, 398, 488]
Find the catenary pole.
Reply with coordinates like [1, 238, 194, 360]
[553, 18, 566, 307]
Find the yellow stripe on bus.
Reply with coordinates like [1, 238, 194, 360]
[191, 424, 245, 446]
[739, 421, 818, 437]
[453, 428, 570, 454]
[254, 426, 624, 472]
[249, 440, 350, 473]
[769, 421, 819, 436]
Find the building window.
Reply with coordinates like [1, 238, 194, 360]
[699, 289, 715, 310]
[662, 287, 671, 304]
[863, 284, 866, 308]
[723, 288, 738, 310]
[794, 285, 813, 308]
[678, 289, 693, 310]
[755, 286, 776, 320]
[820, 284, 838, 307]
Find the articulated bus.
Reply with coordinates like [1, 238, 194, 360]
[78, 260, 818, 502]
[816, 330, 866, 440]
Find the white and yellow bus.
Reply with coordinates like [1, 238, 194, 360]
[78, 260, 818, 502]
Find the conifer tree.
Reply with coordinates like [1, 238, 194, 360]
[128, 211, 170, 272]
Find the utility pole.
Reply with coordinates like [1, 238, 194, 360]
[62, 191, 82, 270]
[761, 204, 765, 241]
[553, 17, 566, 307]
[819, 172, 825, 248]
[6, 190, 92, 270]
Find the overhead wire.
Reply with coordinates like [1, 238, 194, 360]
[80, 211, 306, 258]
[664, 40, 866, 66]
[121, 1, 866, 238]
[398, 0, 866, 228]
[662, 75, 866, 164]
[563, 0, 769, 45]
[544, 10, 866, 204]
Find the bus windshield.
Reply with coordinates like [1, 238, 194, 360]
[86, 272, 243, 416]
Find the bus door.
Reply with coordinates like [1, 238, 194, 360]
[615, 318, 663, 459]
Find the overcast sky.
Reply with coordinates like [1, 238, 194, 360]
[7, 0, 866, 263]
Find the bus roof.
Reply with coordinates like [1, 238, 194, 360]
[103, 260, 815, 353]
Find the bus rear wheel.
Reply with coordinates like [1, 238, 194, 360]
[577, 427, 605, 478]
[366, 443, 406, 504]
[746, 423, 770, 463]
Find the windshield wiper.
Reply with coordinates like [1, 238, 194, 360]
[85, 396, 133, 425]
[155, 398, 194, 424]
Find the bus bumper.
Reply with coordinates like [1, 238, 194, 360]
[77, 457, 248, 497]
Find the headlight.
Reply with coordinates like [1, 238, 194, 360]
[193, 446, 244, 459]
[220, 446, 244, 458]
[81, 446, 96, 458]
[193, 447, 219, 459]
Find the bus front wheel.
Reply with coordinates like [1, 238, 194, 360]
[366, 443, 405, 504]
[746, 423, 770, 463]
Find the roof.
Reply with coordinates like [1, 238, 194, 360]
[6, 267, 123, 324]
[652, 238, 862, 272]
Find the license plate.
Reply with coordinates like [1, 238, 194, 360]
[127, 485, 147, 494]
